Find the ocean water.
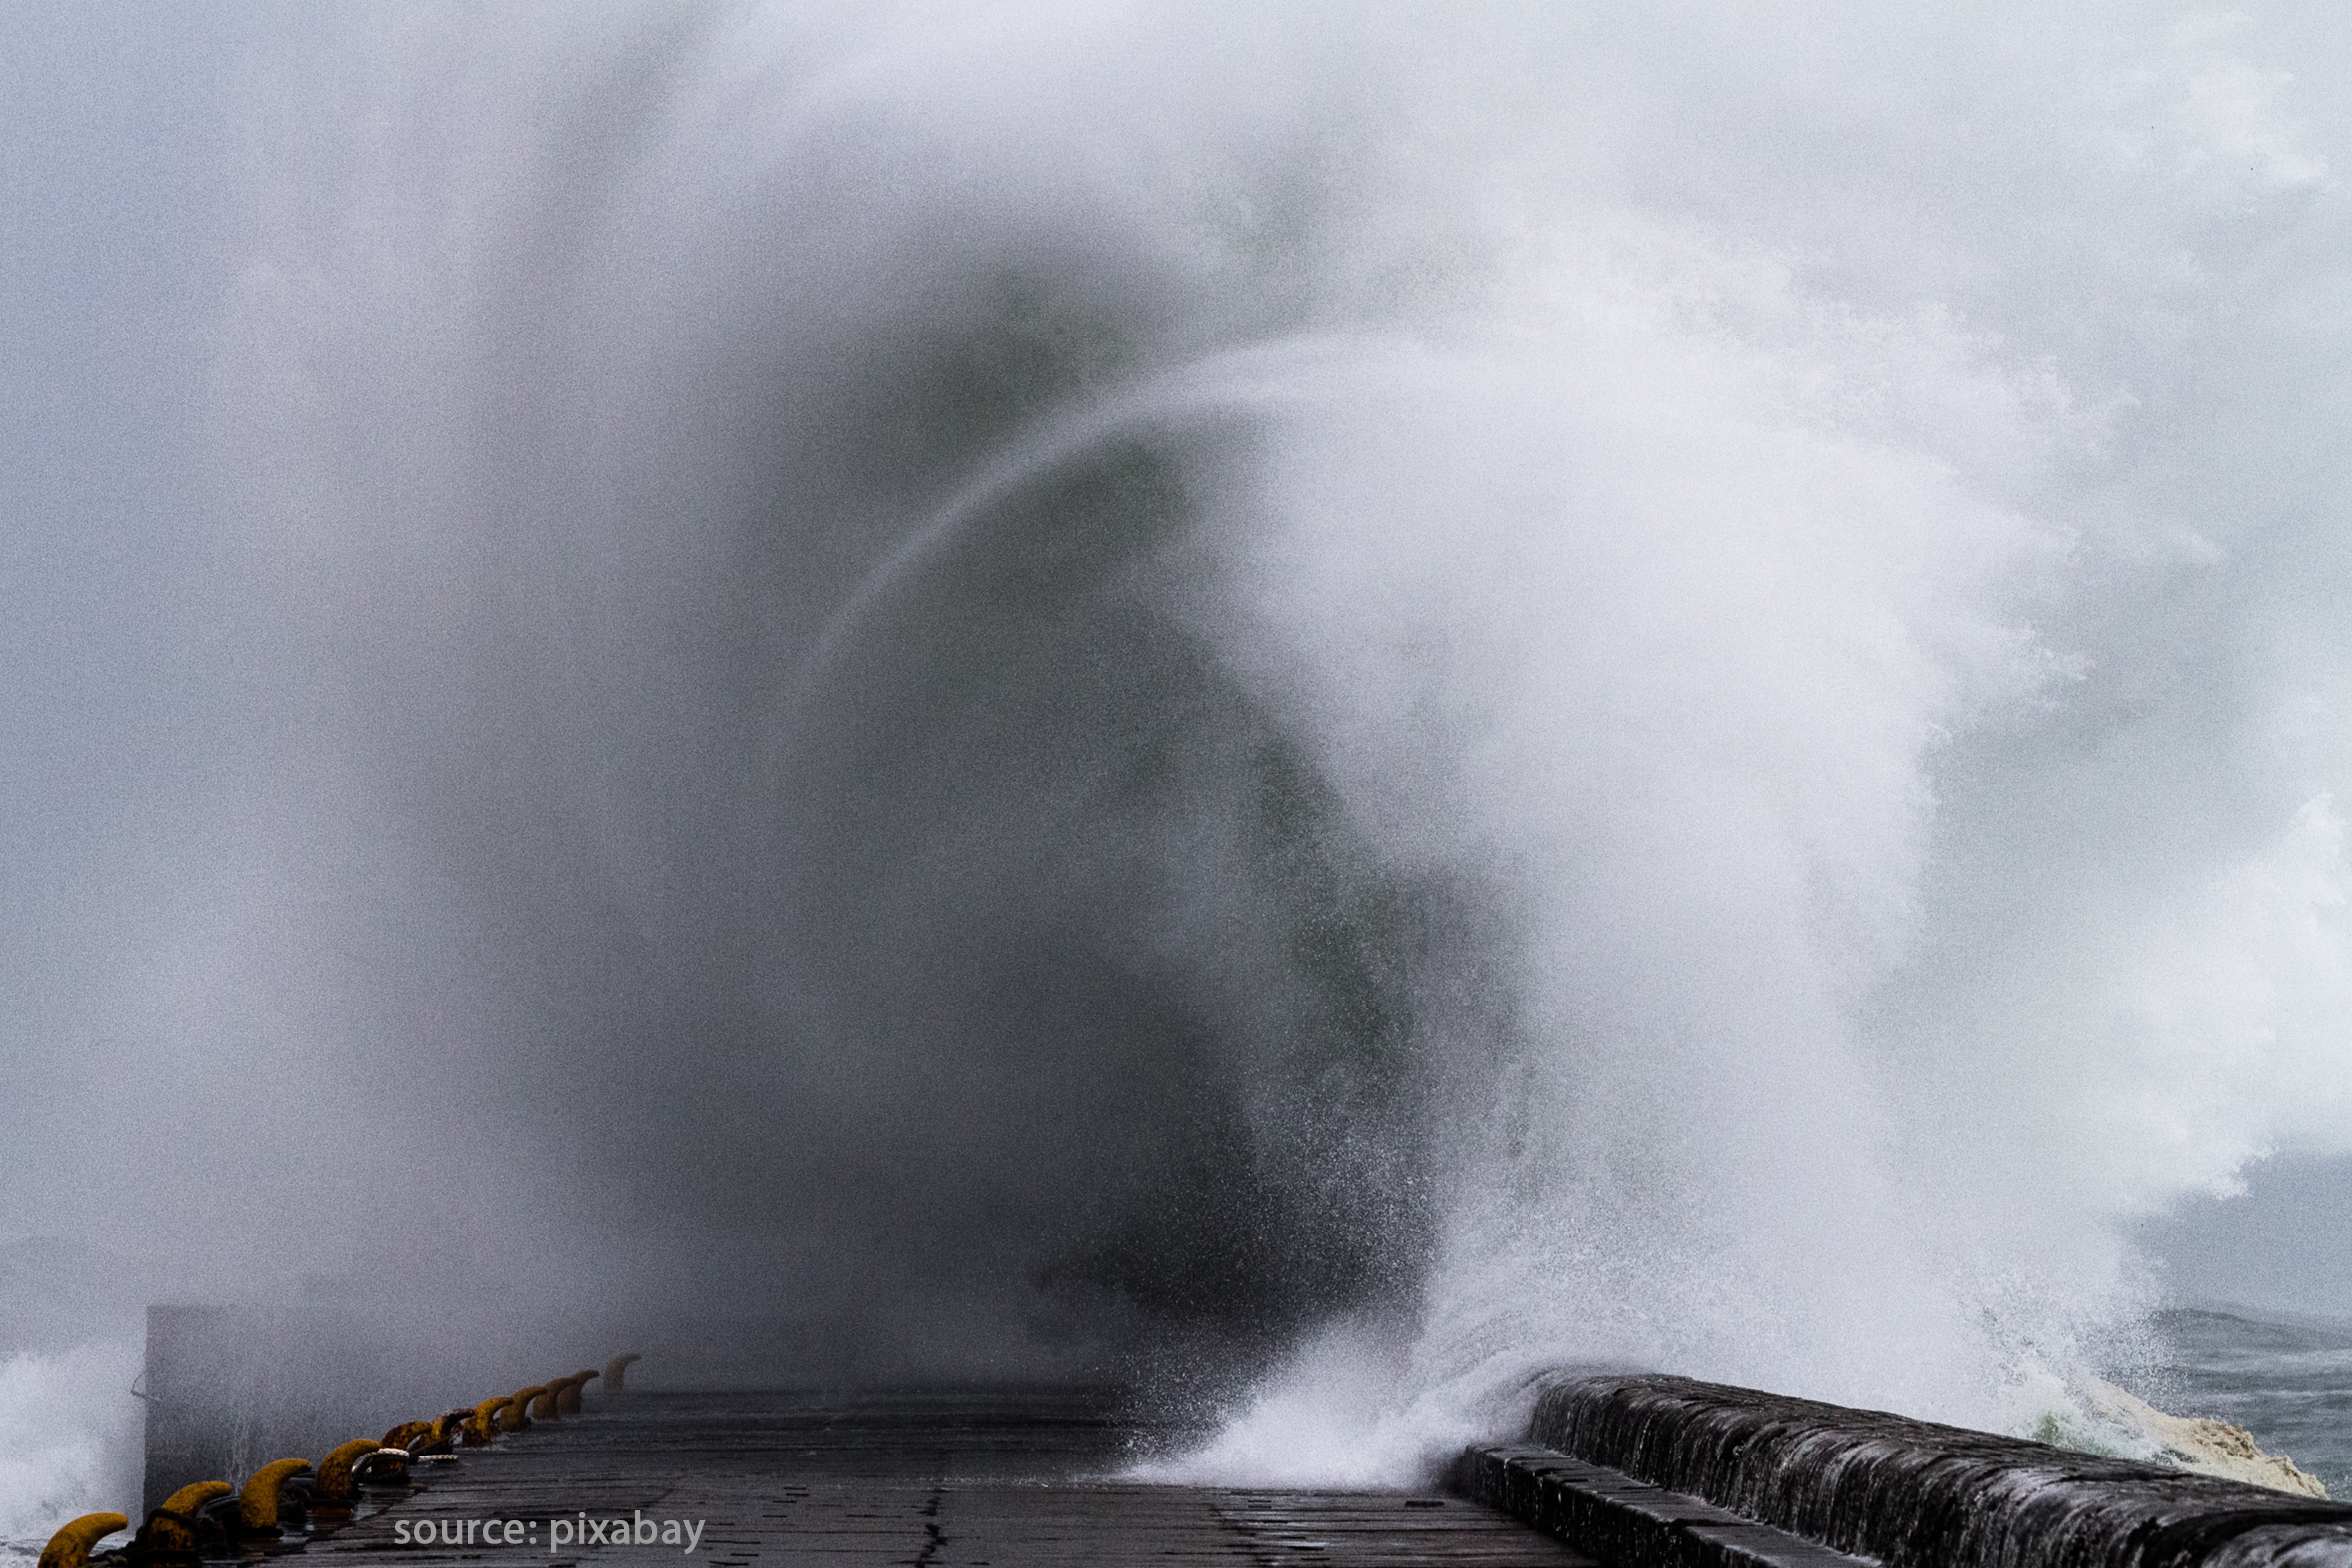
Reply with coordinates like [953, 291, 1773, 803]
[2134, 1308, 2352, 1501]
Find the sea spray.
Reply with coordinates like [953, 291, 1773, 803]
[5, 0, 2352, 1520]
[0, 1344, 139, 1566]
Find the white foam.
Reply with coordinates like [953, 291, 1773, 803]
[0, 1342, 140, 1561]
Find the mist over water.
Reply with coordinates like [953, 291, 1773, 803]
[12, 0, 2352, 1536]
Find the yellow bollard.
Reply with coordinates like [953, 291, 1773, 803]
[39, 1514, 127, 1568]
[142, 1481, 232, 1552]
[314, 1439, 381, 1506]
[501, 1387, 546, 1433]
[381, 1420, 435, 1452]
[557, 1370, 599, 1414]
[237, 1458, 314, 1534]
[415, 1409, 470, 1455]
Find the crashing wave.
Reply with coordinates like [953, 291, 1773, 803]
[2084, 1381, 2327, 1499]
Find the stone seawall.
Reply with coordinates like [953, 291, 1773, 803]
[1462, 1374, 2352, 1568]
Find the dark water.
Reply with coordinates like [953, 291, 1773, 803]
[2141, 1308, 2352, 1500]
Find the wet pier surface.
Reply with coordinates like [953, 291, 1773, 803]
[297, 1389, 1584, 1567]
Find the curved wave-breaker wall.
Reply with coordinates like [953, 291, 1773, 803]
[1518, 1374, 2352, 1568]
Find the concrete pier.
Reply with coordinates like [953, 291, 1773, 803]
[293, 1389, 1582, 1567]
[135, 1322, 2352, 1568]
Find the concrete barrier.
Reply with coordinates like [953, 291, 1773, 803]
[1464, 1374, 2352, 1568]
